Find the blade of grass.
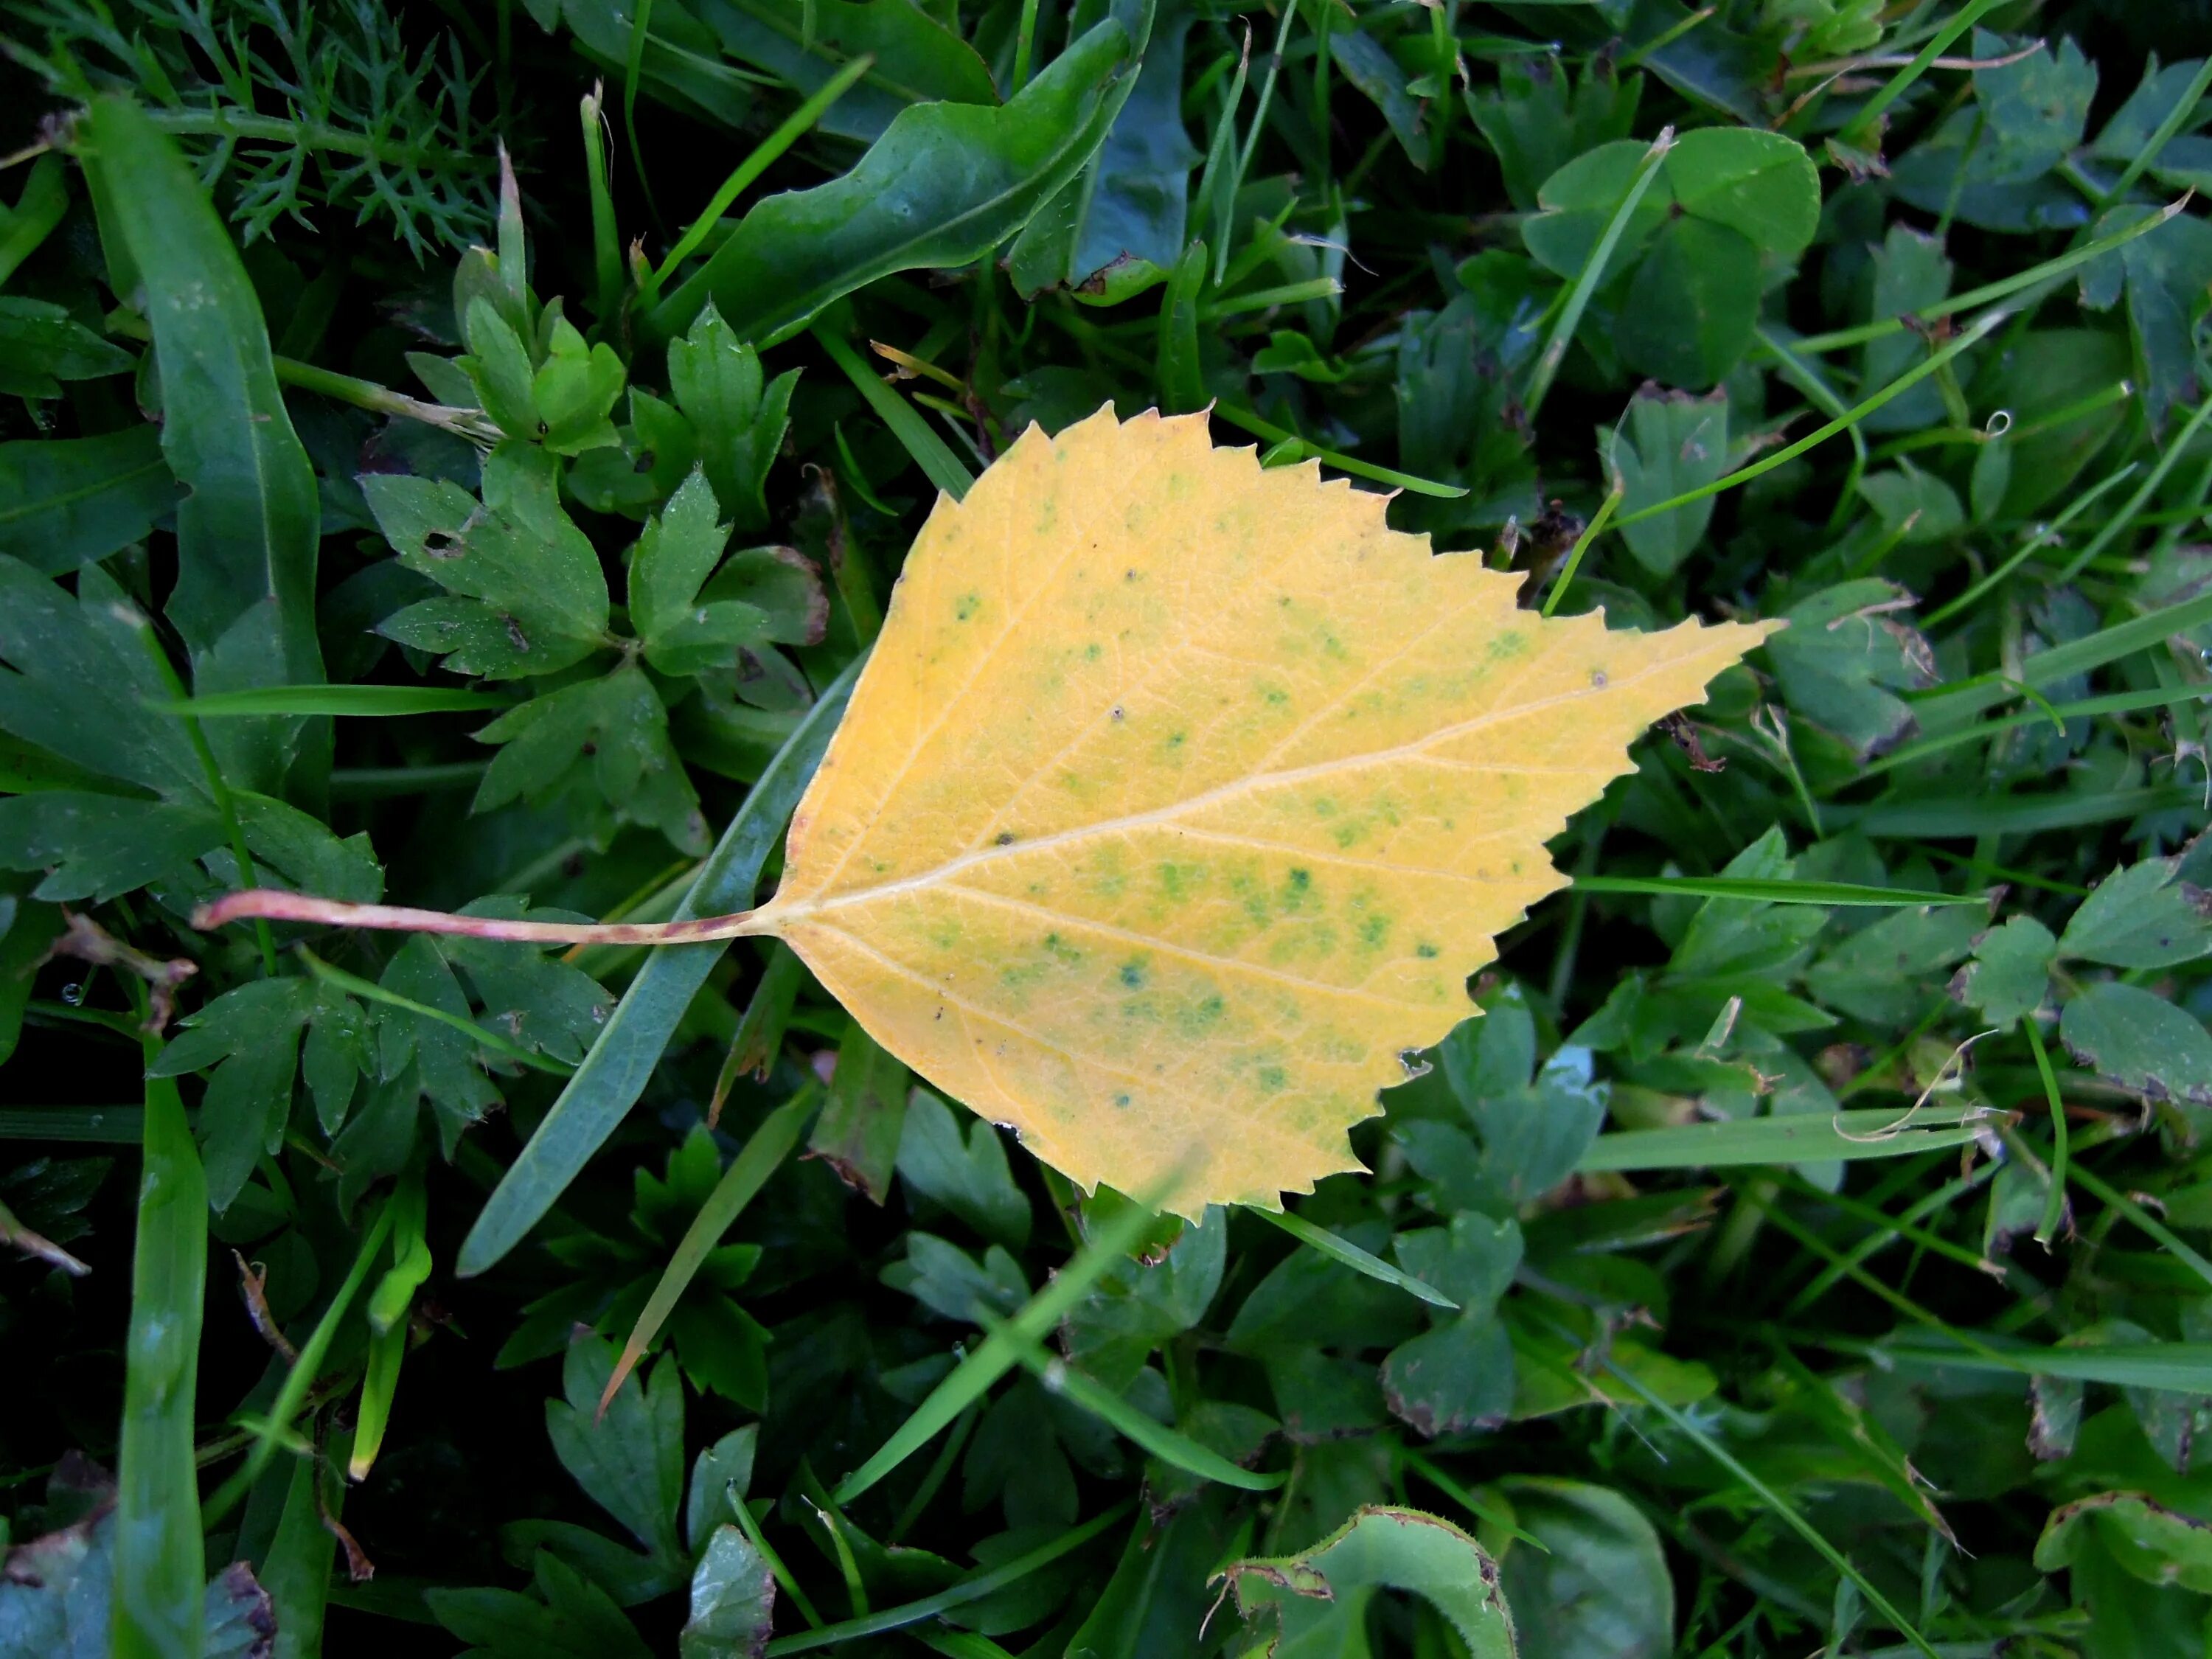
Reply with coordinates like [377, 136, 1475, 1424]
[2023, 1018, 2071, 1246]
[1192, 29, 1253, 281]
[2067, 1161, 2212, 1295]
[917, 1633, 1019, 1659]
[1755, 325, 1868, 533]
[133, 609, 276, 975]
[1399, 1450, 1547, 1551]
[1573, 875, 1977, 906]
[1575, 1107, 1990, 1173]
[1781, 1162, 1997, 1317]
[0, 1105, 147, 1141]
[981, 1312, 1284, 1490]
[1850, 784, 2204, 839]
[1919, 459, 2141, 629]
[457, 652, 864, 1277]
[733, 1494, 824, 1627]
[1197, 276, 1340, 321]
[0, 154, 67, 285]
[1540, 472, 1626, 619]
[1913, 585, 2212, 728]
[580, 85, 623, 326]
[601, 1087, 818, 1410]
[111, 1074, 207, 1659]
[764, 1499, 1136, 1655]
[1009, 0, 1042, 94]
[1789, 198, 2187, 352]
[1834, 0, 2008, 152]
[1742, 1185, 2018, 1364]
[1253, 1207, 1457, 1309]
[813, 322, 974, 499]
[648, 54, 875, 290]
[1862, 685, 2204, 775]
[1525, 128, 1674, 421]
[1867, 1337, 2212, 1393]
[1613, 306, 2009, 532]
[1214, 0, 1300, 287]
[833, 1180, 1178, 1503]
[2051, 389, 2212, 585]
[2098, 58, 2212, 208]
[206, 1198, 397, 1527]
[1763, 1166, 1995, 1279]
[1557, 1316, 1943, 1659]
[620, 0, 661, 223]
[1210, 403, 1467, 497]
[888, 1400, 980, 1543]
[153, 685, 516, 718]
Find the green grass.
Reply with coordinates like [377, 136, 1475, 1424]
[5, 2, 2212, 1655]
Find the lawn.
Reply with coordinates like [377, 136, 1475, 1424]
[4, 0, 2212, 1655]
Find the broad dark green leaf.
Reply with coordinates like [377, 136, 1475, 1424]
[0, 296, 135, 397]
[809, 1015, 910, 1204]
[1495, 1478, 1669, 1659]
[1467, 52, 1641, 212]
[2061, 981, 2212, 1110]
[546, 1333, 689, 1572]
[0, 792, 223, 902]
[0, 428, 176, 575]
[681, 1528, 776, 1659]
[1382, 1214, 1524, 1437]
[1226, 1506, 1516, 1658]
[1806, 904, 1984, 1025]
[0, 560, 202, 799]
[667, 306, 799, 535]
[113, 1075, 209, 1659]
[1008, 0, 1198, 296]
[647, 2, 1153, 346]
[2062, 854, 2212, 969]
[692, 0, 995, 143]
[1891, 34, 2098, 232]
[82, 96, 324, 792]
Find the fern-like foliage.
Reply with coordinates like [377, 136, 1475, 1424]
[10, 0, 497, 260]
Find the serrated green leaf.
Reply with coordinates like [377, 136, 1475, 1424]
[473, 666, 706, 854]
[2062, 855, 2212, 968]
[1952, 916, 2057, 1025]
[0, 792, 223, 902]
[897, 1087, 1032, 1253]
[667, 305, 799, 532]
[532, 316, 627, 454]
[365, 446, 611, 679]
[1602, 385, 1728, 575]
[1767, 578, 1937, 758]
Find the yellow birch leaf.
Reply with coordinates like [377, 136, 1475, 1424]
[747, 407, 1773, 1213]
[199, 406, 1776, 1216]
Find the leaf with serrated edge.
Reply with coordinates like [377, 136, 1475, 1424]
[753, 409, 1772, 1211]
[195, 408, 1775, 1214]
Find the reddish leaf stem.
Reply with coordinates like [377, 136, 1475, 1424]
[192, 889, 764, 946]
